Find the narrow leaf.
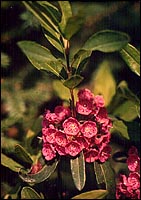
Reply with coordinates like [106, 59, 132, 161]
[21, 187, 43, 199]
[1, 153, 23, 172]
[70, 152, 86, 191]
[17, 41, 66, 79]
[58, 1, 72, 34]
[19, 159, 58, 184]
[15, 144, 33, 165]
[71, 189, 108, 199]
[83, 30, 130, 52]
[72, 50, 92, 74]
[63, 75, 84, 89]
[94, 161, 116, 199]
[22, 1, 60, 35]
[120, 43, 140, 76]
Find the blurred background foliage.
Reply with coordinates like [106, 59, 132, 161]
[1, 1, 140, 199]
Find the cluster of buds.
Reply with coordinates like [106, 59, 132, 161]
[116, 146, 140, 199]
[41, 88, 112, 163]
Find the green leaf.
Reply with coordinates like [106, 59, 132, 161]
[21, 187, 43, 199]
[94, 161, 116, 199]
[70, 152, 86, 191]
[19, 159, 58, 184]
[71, 189, 108, 199]
[64, 16, 84, 40]
[108, 81, 140, 121]
[53, 80, 78, 101]
[120, 43, 140, 76]
[15, 144, 33, 165]
[17, 41, 67, 79]
[113, 100, 139, 122]
[43, 30, 64, 53]
[111, 120, 130, 140]
[58, 1, 72, 34]
[1, 153, 23, 172]
[91, 60, 116, 106]
[83, 30, 130, 52]
[72, 50, 92, 75]
[63, 75, 84, 89]
[1, 136, 20, 154]
[22, 1, 60, 35]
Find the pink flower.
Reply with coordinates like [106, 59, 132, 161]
[63, 117, 80, 136]
[98, 145, 111, 163]
[96, 107, 108, 124]
[54, 106, 71, 121]
[94, 95, 105, 107]
[55, 131, 68, 147]
[128, 146, 138, 155]
[94, 133, 110, 145]
[75, 136, 89, 150]
[65, 141, 82, 156]
[77, 88, 94, 101]
[127, 172, 140, 191]
[81, 121, 97, 138]
[84, 148, 99, 162]
[45, 110, 60, 124]
[127, 154, 140, 172]
[42, 127, 56, 143]
[42, 143, 56, 161]
[55, 145, 66, 156]
[76, 100, 93, 115]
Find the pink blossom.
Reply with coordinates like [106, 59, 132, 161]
[55, 131, 68, 147]
[128, 146, 138, 155]
[94, 133, 110, 145]
[65, 141, 82, 156]
[45, 110, 60, 124]
[127, 172, 140, 191]
[96, 107, 108, 124]
[42, 143, 56, 161]
[55, 145, 66, 156]
[81, 121, 97, 138]
[42, 127, 56, 143]
[94, 95, 105, 107]
[54, 106, 71, 121]
[84, 148, 99, 162]
[63, 117, 80, 136]
[76, 100, 93, 115]
[75, 136, 89, 150]
[127, 155, 140, 173]
[98, 145, 111, 162]
[77, 88, 94, 101]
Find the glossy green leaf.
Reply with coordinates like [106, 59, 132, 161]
[71, 189, 108, 199]
[94, 161, 116, 199]
[17, 41, 67, 79]
[111, 120, 130, 140]
[70, 152, 86, 191]
[63, 75, 84, 89]
[44, 30, 64, 53]
[91, 60, 116, 106]
[109, 81, 140, 121]
[19, 159, 58, 184]
[58, 1, 72, 34]
[53, 80, 78, 101]
[83, 30, 130, 52]
[15, 144, 33, 165]
[113, 100, 139, 122]
[22, 1, 60, 35]
[120, 43, 140, 76]
[1, 153, 23, 172]
[21, 187, 43, 199]
[72, 50, 92, 74]
[64, 16, 84, 40]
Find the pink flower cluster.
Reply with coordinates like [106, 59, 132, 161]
[116, 146, 140, 199]
[41, 88, 112, 163]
